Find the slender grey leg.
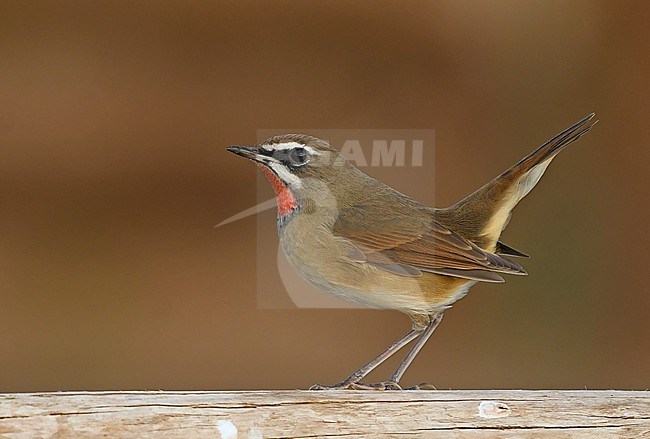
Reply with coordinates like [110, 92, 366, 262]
[388, 313, 443, 384]
[343, 328, 421, 384]
[310, 328, 421, 389]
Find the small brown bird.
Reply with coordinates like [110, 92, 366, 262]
[227, 114, 597, 390]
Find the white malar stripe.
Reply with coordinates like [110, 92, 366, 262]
[261, 142, 322, 155]
[269, 161, 302, 188]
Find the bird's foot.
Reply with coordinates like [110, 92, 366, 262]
[309, 380, 402, 391]
[350, 380, 403, 390]
[404, 382, 437, 390]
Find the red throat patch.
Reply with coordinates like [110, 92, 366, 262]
[257, 164, 298, 218]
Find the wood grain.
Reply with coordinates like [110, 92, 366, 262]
[1, 390, 648, 438]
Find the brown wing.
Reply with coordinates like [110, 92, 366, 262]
[333, 200, 526, 283]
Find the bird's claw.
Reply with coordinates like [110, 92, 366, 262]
[405, 382, 437, 390]
[309, 380, 402, 391]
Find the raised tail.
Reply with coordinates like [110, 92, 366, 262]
[438, 113, 597, 252]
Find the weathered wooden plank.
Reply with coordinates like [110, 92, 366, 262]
[0, 390, 648, 438]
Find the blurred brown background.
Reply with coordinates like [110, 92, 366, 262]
[1, 1, 648, 392]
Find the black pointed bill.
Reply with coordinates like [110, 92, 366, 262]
[227, 145, 260, 160]
[227, 145, 279, 166]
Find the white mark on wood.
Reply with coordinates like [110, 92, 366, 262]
[217, 420, 238, 438]
[248, 426, 263, 439]
[478, 401, 511, 418]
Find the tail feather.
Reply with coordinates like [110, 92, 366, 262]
[505, 113, 597, 179]
[438, 114, 597, 251]
[496, 241, 530, 258]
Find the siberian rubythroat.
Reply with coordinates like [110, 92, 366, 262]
[227, 114, 596, 390]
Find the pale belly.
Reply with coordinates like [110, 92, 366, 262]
[278, 217, 475, 315]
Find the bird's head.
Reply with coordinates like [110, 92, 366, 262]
[227, 134, 359, 219]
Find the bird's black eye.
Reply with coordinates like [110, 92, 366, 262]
[288, 147, 310, 167]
